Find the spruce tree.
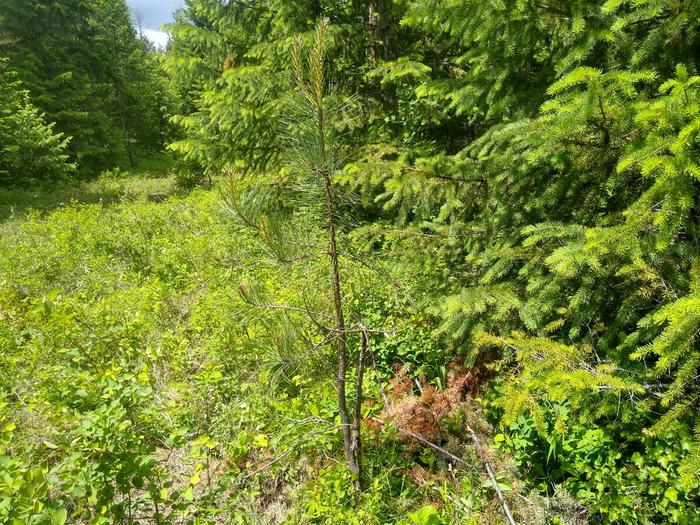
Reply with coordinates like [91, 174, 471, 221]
[0, 59, 74, 184]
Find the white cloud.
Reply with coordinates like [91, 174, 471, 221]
[143, 28, 170, 50]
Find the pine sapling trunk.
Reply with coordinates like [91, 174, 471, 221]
[293, 18, 363, 495]
[320, 167, 360, 489]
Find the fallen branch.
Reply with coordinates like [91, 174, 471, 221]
[243, 449, 292, 480]
[467, 425, 516, 525]
[370, 416, 476, 471]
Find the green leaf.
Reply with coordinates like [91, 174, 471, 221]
[409, 505, 443, 525]
[51, 508, 68, 525]
[253, 434, 269, 448]
[664, 487, 678, 504]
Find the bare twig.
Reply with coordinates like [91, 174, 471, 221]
[370, 416, 477, 472]
[467, 425, 516, 525]
[351, 329, 368, 495]
[243, 450, 293, 480]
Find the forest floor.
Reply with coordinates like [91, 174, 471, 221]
[0, 168, 586, 524]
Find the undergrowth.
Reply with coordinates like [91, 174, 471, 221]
[1, 171, 570, 524]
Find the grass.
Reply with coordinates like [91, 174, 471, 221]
[0, 164, 180, 222]
[0, 169, 362, 523]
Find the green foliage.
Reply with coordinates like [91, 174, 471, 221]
[2, 173, 509, 524]
[165, 0, 409, 175]
[0, 406, 63, 525]
[0, 60, 74, 184]
[0, 0, 176, 174]
[334, 1, 700, 522]
[497, 407, 699, 523]
[0, 174, 228, 523]
[5, 0, 700, 521]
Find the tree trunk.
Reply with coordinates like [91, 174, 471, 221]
[116, 86, 133, 169]
[317, 99, 361, 492]
[320, 170, 361, 489]
[368, 3, 379, 68]
[352, 330, 367, 495]
[293, 18, 364, 496]
[368, 1, 392, 66]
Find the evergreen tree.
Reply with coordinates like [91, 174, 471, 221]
[165, 0, 411, 177]
[0, 59, 74, 184]
[0, 0, 175, 174]
[166, 0, 700, 520]
[221, 18, 379, 496]
[340, 0, 700, 519]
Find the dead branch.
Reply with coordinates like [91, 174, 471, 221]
[467, 425, 516, 525]
[243, 450, 293, 480]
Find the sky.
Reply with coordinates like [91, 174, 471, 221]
[126, 0, 184, 49]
